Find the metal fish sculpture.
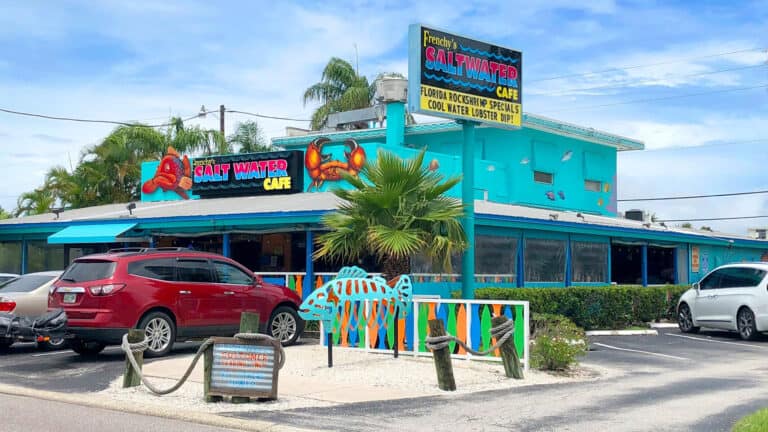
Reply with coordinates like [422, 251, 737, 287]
[520, 157, 530, 165]
[545, 191, 555, 201]
[299, 266, 413, 330]
[561, 150, 573, 162]
[558, 190, 566, 200]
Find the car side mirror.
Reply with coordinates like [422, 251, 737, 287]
[693, 282, 700, 291]
[254, 275, 264, 288]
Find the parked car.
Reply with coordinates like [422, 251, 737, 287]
[50, 248, 304, 357]
[0, 273, 19, 284]
[677, 263, 768, 340]
[0, 271, 65, 349]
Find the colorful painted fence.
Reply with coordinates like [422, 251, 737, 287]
[255, 272, 517, 300]
[318, 298, 529, 370]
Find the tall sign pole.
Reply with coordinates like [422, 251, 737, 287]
[408, 24, 523, 299]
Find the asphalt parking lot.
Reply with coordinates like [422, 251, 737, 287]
[2, 328, 768, 431]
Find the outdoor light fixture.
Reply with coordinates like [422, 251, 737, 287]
[50, 208, 64, 220]
[549, 213, 559, 221]
[576, 212, 585, 221]
[643, 222, 651, 228]
[660, 222, 667, 228]
[126, 202, 137, 216]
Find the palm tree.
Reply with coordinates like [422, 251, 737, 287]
[0, 206, 12, 219]
[303, 57, 373, 130]
[14, 188, 56, 217]
[228, 120, 272, 153]
[313, 148, 467, 278]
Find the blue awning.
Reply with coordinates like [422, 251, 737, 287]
[47, 223, 138, 244]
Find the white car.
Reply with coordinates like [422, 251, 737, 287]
[0, 273, 19, 284]
[677, 263, 768, 340]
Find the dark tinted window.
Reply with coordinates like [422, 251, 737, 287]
[0, 274, 57, 293]
[699, 270, 722, 290]
[176, 259, 213, 283]
[128, 258, 175, 281]
[718, 267, 766, 288]
[61, 260, 116, 283]
[213, 261, 253, 285]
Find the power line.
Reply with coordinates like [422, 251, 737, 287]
[0, 107, 200, 128]
[226, 109, 310, 122]
[541, 83, 768, 114]
[658, 215, 768, 222]
[540, 63, 767, 97]
[530, 47, 766, 83]
[635, 138, 768, 152]
[619, 189, 768, 202]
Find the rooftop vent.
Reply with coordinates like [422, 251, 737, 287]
[625, 209, 645, 222]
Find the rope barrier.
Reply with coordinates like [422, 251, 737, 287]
[425, 318, 515, 356]
[121, 332, 285, 396]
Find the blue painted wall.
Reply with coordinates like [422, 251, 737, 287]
[688, 244, 767, 282]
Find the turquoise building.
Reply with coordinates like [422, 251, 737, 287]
[1, 102, 766, 299]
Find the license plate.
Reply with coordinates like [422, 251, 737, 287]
[63, 293, 77, 304]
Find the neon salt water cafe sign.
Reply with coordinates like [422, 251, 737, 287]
[192, 150, 304, 197]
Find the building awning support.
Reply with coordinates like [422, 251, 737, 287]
[47, 223, 140, 244]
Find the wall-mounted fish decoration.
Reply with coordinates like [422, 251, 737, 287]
[299, 266, 413, 331]
[428, 159, 440, 172]
[546, 191, 555, 201]
[561, 150, 573, 162]
[558, 190, 565, 200]
[520, 157, 530, 165]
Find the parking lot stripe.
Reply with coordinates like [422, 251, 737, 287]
[667, 333, 766, 348]
[32, 350, 74, 357]
[593, 342, 689, 361]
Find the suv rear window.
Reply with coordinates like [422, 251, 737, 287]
[128, 258, 175, 281]
[61, 260, 117, 283]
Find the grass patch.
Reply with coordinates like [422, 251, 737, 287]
[733, 408, 768, 432]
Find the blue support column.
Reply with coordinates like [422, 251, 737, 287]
[607, 241, 612, 284]
[149, 236, 155, 248]
[385, 102, 405, 147]
[641, 243, 648, 287]
[460, 120, 477, 299]
[303, 230, 314, 300]
[565, 235, 572, 287]
[222, 233, 231, 257]
[21, 238, 27, 274]
[517, 234, 525, 288]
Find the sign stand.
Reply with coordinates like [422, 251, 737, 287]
[327, 331, 333, 368]
[460, 120, 477, 299]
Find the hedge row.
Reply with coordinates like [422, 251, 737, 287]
[475, 285, 690, 330]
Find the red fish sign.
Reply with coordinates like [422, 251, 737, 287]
[304, 137, 366, 191]
[142, 146, 192, 199]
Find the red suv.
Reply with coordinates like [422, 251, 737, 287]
[50, 248, 304, 357]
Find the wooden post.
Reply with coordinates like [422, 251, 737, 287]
[122, 329, 145, 388]
[231, 312, 260, 404]
[393, 307, 399, 359]
[428, 319, 456, 391]
[327, 332, 333, 368]
[491, 316, 524, 379]
[203, 347, 222, 403]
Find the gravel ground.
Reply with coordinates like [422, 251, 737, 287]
[99, 344, 612, 414]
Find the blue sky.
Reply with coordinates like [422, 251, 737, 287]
[0, 0, 766, 235]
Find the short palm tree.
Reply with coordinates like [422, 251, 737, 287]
[314, 148, 467, 278]
[228, 120, 272, 153]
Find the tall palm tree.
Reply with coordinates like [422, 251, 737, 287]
[14, 188, 56, 217]
[0, 206, 13, 219]
[314, 148, 467, 278]
[303, 57, 373, 130]
[228, 120, 272, 153]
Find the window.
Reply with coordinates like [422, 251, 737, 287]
[533, 171, 553, 184]
[0, 241, 21, 274]
[61, 260, 117, 283]
[128, 258, 175, 281]
[699, 269, 723, 290]
[584, 180, 601, 192]
[571, 242, 608, 283]
[175, 259, 214, 283]
[213, 261, 253, 285]
[524, 238, 566, 282]
[475, 235, 517, 276]
[717, 267, 766, 288]
[0, 274, 57, 293]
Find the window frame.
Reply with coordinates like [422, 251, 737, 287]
[533, 171, 554, 185]
[127, 258, 177, 282]
[584, 179, 602, 192]
[175, 258, 215, 283]
[212, 260, 254, 286]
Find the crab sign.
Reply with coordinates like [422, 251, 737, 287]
[142, 146, 193, 199]
[304, 137, 366, 191]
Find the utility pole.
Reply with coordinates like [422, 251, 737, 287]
[219, 104, 225, 134]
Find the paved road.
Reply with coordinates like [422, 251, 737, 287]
[0, 393, 239, 432]
[2, 329, 768, 431]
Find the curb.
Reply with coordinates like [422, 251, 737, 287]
[0, 383, 322, 432]
[649, 323, 679, 329]
[586, 329, 658, 336]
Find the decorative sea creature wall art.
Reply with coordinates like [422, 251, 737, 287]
[142, 146, 193, 199]
[561, 150, 573, 162]
[299, 266, 413, 333]
[304, 137, 366, 191]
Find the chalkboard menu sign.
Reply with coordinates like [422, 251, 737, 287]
[207, 337, 280, 399]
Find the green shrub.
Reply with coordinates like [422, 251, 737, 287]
[530, 313, 587, 371]
[476, 284, 690, 330]
[733, 408, 768, 432]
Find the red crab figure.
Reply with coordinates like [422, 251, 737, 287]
[305, 137, 366, 191]
[142, 146, 193, 199]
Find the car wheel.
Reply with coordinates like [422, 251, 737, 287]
[269, 306, 303, 346]
[737, 307, 758, 341]
[678, 303, 700, 333]
[39, 337, 68, 351]
[70, 339, 106, 356]
[138, 311, 176, 357]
